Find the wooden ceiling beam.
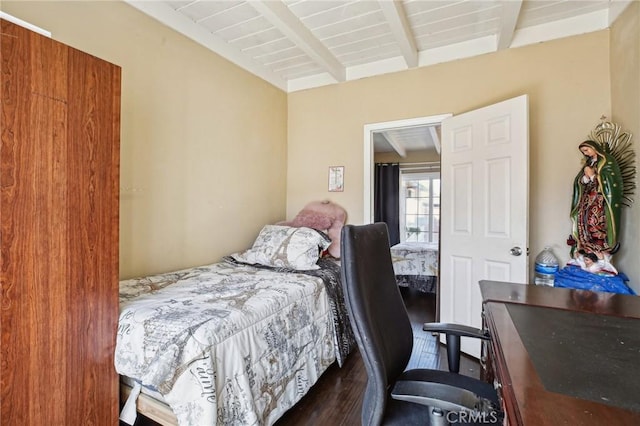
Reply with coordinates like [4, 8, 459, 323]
[382, 131, 407, 158]
[496, 0, 523, 50]
[249, 1, 346, 82]
[378, 0, 418, 68]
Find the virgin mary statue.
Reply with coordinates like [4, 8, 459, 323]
[569, 121, 636, 262]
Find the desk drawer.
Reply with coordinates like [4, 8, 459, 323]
[481, 339, 508, 426]
[482, 305, 513, 426]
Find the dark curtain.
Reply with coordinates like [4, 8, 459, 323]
[374, 163, 400, 246]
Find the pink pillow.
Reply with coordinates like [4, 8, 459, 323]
[291, 209, 332, 231]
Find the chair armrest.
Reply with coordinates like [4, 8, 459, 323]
[423, 323, 490, 374]
[391, 380, 491, 413]
[423, 322, 490, 340]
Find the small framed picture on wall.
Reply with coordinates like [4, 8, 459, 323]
[328, 166, 344, 192]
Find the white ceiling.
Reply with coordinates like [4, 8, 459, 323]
[127, 0, 632, 157]
[373, 124, 440, 155]
[127, 0, 632, 93]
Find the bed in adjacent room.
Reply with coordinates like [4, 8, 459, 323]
[116, 225, 355, 426]
[390, 241, 439, 294]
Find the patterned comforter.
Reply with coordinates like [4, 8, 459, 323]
[116, 258, 354, 425]
[391, 242, 439, 293]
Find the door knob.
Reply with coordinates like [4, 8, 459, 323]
[510, 246, 523, 256]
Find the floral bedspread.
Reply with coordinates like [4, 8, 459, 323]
[116, 258, 354, 425]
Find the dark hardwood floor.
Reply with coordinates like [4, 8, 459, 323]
[275, 288, 480, 425]
[127, 288, 480, 426]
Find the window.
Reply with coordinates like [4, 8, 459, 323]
[400, 172, 440, 243]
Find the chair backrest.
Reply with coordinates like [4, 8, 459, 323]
[340, 223, 414, 425]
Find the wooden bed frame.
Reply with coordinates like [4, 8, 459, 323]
[121, 382, 178, 426]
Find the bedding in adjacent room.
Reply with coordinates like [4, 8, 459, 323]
[390, 241, 438, 293]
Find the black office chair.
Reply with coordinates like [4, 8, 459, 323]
[340, 223, 501, 425]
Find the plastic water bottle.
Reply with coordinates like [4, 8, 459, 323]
[534, 247, 559, 286]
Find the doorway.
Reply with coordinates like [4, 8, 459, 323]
[362, 96, 529, 357]
[363, 114, 451, 321]
[363, 114, 451, 223]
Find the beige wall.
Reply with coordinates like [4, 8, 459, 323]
[5, 1, 635, 287]
[610, 2, 640, 293]
[288, 31, 611, 280]
[2, 1, 288, 279]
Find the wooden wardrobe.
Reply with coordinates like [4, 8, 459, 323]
[1, 19, 120, 424]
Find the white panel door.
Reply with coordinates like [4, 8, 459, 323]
[440, 95, 529, 358]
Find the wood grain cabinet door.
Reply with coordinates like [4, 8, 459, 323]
[1, 19, 120, 425]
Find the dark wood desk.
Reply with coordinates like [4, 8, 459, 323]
[479, 280, 640, 425]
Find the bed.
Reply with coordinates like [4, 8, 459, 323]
[390, 241, 439, 294]
[116, 225, 355, 425]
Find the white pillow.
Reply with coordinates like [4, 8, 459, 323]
[231, 225, 331, 271]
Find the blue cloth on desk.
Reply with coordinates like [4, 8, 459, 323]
[554, 265, 635, 295]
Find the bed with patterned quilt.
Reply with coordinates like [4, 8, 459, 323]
[390, 241, 438, 294]
[116, 225, 355, 426]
